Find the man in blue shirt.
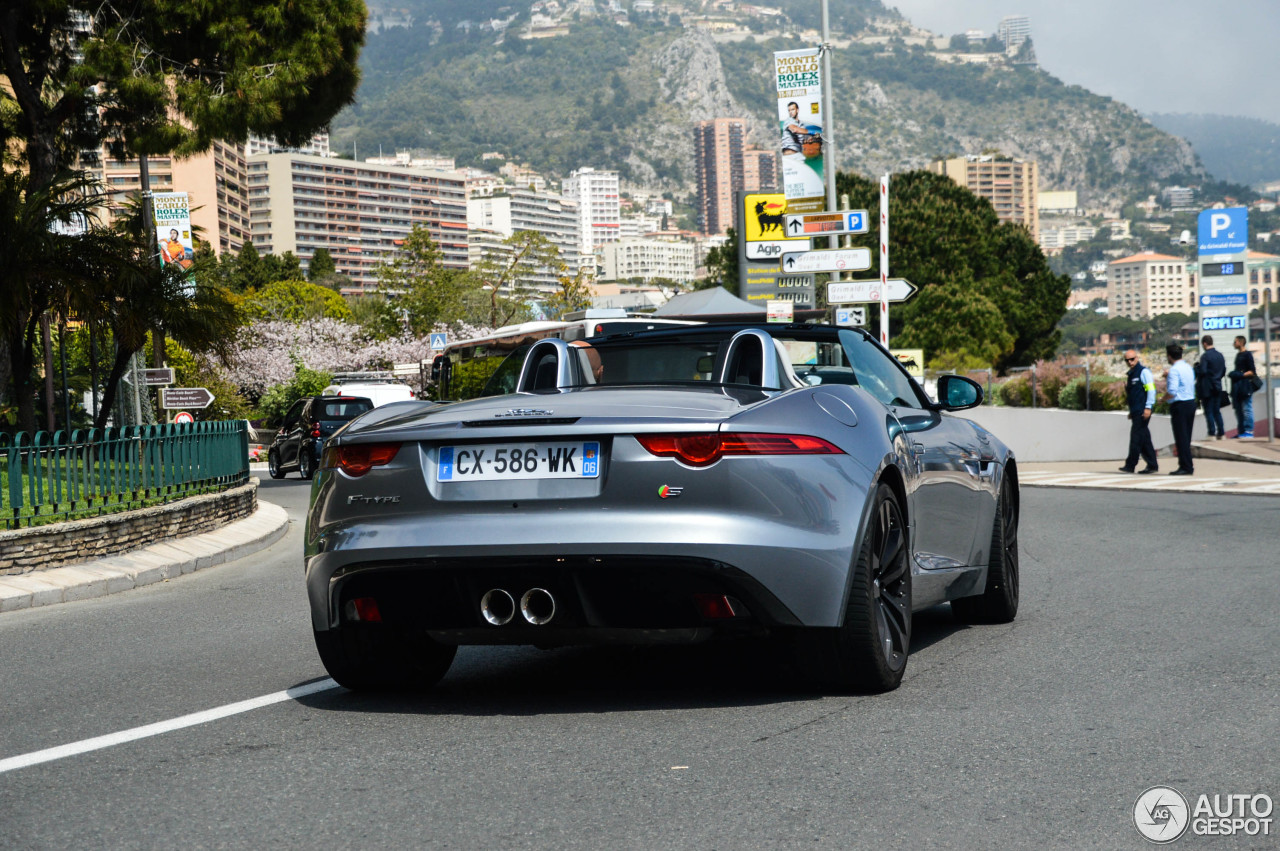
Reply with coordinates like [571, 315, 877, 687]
[1120, 349, 1158, 474]
[1164, 343, 1197, 475]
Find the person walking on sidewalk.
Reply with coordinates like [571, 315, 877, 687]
[1120, 349, 1159, 474]
[1196, 335, 1226, 440]
[1229, 335, 1258, 438]
[1164, 343, 1197, 475]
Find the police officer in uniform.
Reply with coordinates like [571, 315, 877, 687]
[1120, 349, 1158, 474]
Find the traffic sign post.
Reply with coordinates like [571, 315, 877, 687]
[1197, 207, 1249, 337]
[783, 209, 869, 238]
[780, 247, 871, 274]
[827, 278, 918, 304]
[160, 387, 214, 409]
[835, 306, 866, 326]
[173, 411, 194, 424]
[430, 332, 448, 350]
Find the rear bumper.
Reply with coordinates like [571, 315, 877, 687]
[310, 555, 805, 644]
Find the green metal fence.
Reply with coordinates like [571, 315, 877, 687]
[1, 421, 249, 529]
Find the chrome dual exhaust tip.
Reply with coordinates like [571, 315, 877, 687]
[520, 588, 556, 625]
[480, 587, 556, 625]
[480, 589, 515, 626]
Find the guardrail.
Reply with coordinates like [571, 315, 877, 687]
[1, 421, 249, 529]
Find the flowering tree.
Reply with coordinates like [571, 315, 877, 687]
[222, 318, 491, 399]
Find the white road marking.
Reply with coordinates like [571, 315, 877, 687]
[1021, 471, 1280, 495]
[0, 678, 339, 775]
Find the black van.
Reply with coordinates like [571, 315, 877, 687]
[268, 395, 374, 480]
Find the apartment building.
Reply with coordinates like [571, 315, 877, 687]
[467, 187, 581, 290]
[247, 153, 467, 292]
[928, 155, 1039, 240]
[692, 117, 777, 235]
[1039, 225, 1097, 252]
[1107, 251, 1191, 320]
[562, 167, 621, 261]
[92, 140, 251, 256]
[996, 15, 1031, 51]
[601, 237, 697, 284]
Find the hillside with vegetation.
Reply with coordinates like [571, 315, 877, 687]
[1147, 113, 1280, 188]
[333, 4, 1202, 207]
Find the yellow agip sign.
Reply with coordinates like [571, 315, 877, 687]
[741, 193, 790, 244]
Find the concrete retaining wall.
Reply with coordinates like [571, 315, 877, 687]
[963, 407, 1177, 463]
[0, 479, 258, 575]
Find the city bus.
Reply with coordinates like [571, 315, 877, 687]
[425, 310, 701, 401]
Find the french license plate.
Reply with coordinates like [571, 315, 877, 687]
[437, 441, 601, 482]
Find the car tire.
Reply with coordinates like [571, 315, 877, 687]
[314, 626, 456, 692]
[267, 450, 285, 479]
[299, 448, 315, 480]
[793, 482, 911, 693]
[952, 477, 1019, 624]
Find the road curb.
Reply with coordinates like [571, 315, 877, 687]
[0, 501, 290, 614]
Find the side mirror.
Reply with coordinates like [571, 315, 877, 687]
[936, 374, 983, 411]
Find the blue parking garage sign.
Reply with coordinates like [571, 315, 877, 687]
[1197, 207, 1248, 256]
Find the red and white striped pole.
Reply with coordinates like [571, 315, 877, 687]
[879, 173, 890, 347]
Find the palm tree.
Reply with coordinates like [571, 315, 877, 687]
[74, 199, 242, 430]
[0, 170, 125, 432]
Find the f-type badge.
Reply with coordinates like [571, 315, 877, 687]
[658, 485, 684, 499]
[496, 408, 554, 418]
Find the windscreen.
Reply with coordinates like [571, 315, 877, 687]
[320, 399, 373, 419]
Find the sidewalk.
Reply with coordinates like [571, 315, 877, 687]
[3, 436, 1277, 615]
[0, 500, 289, 614]
[1021, 434, 1280, 495]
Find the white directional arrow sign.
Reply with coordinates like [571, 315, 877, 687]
[780, 247, 872, 274]
[827, 278, 919, 304]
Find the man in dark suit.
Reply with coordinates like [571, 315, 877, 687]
[1195, 335, 1226, 440]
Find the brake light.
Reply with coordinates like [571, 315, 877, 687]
[635, 433, 842, 467]
[311, 425, 322, 438]
[322, 443, 401, 476]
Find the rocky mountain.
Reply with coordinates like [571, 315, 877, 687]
[333, 3, 1204, 208]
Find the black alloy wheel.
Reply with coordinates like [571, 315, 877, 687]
[299, 448, 315, 480]
[952, 477, 1019, 624]
[267, 449, 285, 479]
[793, 482, 911, 692]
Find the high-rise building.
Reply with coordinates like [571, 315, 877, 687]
[91, 141, 250, 256]
[562, 167, 621, 269]
[247, 153, 467, 292]
[692, 118, 777, 235]
[245, 132, 332, 158]
[928, 155, 1039, 240]
[996, 15, 1031, 51]
[467, 187, 581, 290]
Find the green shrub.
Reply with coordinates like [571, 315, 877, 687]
[256, 356, 333, 425]
[1060, 375, 1127, 411]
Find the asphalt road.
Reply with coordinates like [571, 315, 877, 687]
[1, 479, 1277, 849]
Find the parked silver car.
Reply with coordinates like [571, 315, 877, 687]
[305, 324, 1019, 692]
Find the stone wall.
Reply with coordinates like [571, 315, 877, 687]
[0, 480, 258, 575]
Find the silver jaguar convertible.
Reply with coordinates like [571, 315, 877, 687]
[304, 323, 1019, 693]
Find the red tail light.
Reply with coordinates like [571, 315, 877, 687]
[311, 425, 322, 438]
[635, 433, 842, 467]
[322, 443, 401, 476]
[345, 597, 383, 623]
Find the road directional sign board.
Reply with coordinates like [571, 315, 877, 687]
[784, 210, 869, 237]
[827, 278, 919, 304]
[143, 368, 175, 386]
[161, 387, 213, 409]
[780, 247, 872, 274]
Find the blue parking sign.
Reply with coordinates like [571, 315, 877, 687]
[1197, 207, 1248, 256]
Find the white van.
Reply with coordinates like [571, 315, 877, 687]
[323, 373, 416, 408]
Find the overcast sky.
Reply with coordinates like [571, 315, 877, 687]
[887, 0, 1280, 124]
